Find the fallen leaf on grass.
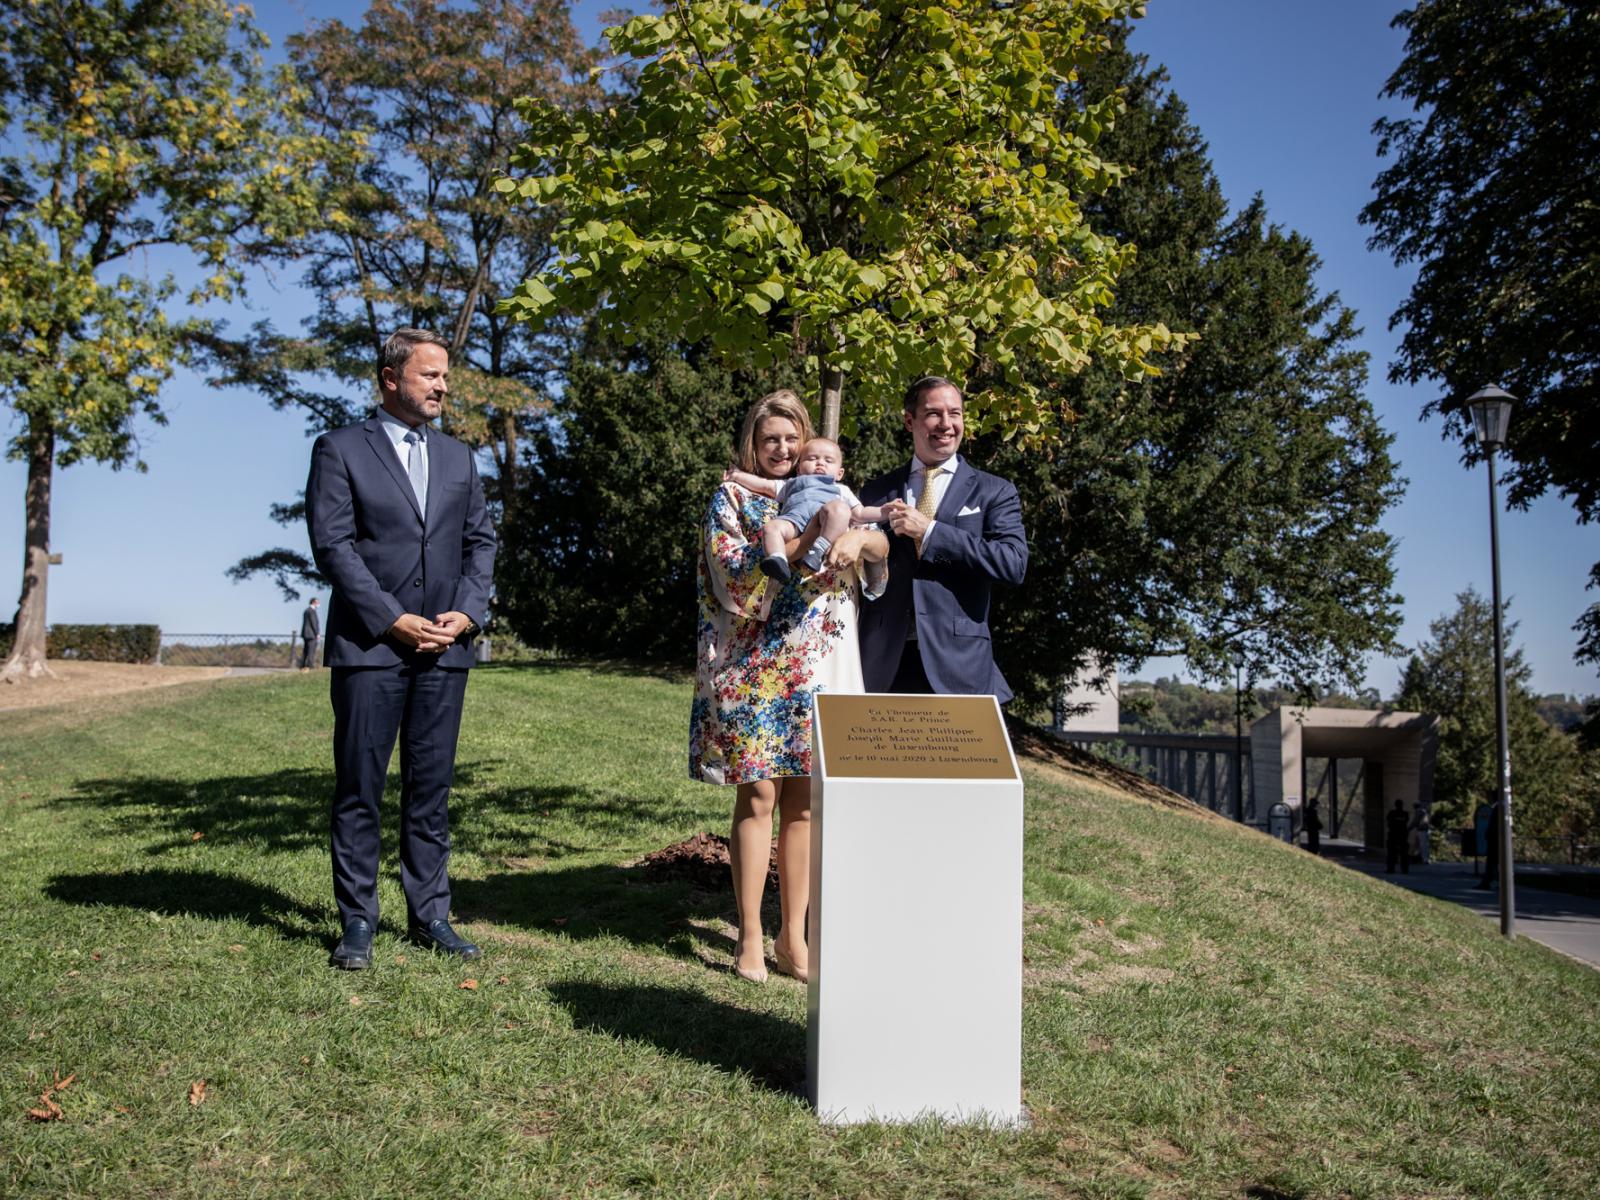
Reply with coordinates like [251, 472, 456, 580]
[459, 979, 479, 991]
[26, 1071, 76, 1122]
[188, 1080, 207, 1106]
[66, 969, 79, 977]
[90, 952, 102, 961]
[394, 954, 407, 965]
[227, 944, 244, 953]
[496, 976, 510, 985]
[191, 831, 204, 842]
[349, 995, 364, 1007]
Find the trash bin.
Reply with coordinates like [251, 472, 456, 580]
[1268, 801, 1293, 843]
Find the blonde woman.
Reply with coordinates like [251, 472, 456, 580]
[689, 390, 887, 982]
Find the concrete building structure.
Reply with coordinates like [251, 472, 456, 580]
[1058, 702, 1439, 847]
[1252, 706, 1439, 849]
[1056, 664, 1119, 734]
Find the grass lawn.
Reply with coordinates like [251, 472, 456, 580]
[2, 665, 1597, 1199]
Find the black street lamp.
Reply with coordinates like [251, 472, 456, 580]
[1233, 649, 1247, 824]
[1467, 384, 1516, 940]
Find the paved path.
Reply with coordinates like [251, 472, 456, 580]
[1341, 858, 1600, 969]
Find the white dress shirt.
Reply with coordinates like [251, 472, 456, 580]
[377, 407, 429, 506]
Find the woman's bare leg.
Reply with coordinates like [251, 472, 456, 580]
[731, 779, 777, 977]
[774, 776, 812, 973]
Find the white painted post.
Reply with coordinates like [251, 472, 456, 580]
[807, 693, 1025, 1125]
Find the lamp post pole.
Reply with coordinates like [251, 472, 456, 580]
[1468, 385, 1516, 940]
[1233, 651, 1247, 824]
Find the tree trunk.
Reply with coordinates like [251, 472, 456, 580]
[2, 415, 55, 682]
[819, 325, 845, 441]
[499, 409, 518, 521]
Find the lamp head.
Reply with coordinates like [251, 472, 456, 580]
[1466, 385, 1514, 450]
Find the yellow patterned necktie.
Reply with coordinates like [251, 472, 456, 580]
[914, 465, 944, 555]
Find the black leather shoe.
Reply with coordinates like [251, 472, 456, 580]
[332, 918, 373, 970]
[409, 919, 481, 960]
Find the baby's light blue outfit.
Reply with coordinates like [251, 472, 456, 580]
[773, 474, 860, 529]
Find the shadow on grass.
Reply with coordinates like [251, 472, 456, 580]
[454, 865, 745, 958]
[59, 768, 333, 853]
[547, 980, 806, 1095]
[55, 766, 588, 861]
[44, 868, 327, 942]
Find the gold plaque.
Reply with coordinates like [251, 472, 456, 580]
[815, 694, 1018, 780]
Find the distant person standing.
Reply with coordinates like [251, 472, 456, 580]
[1385, 798, 1411, 874]
[306, 328, 496, 971]
[1475, 795, 1502, 890]
[298, 597, 321, 671]
[1410, 800, 1432, 866]
[1303, 798, 1323, 855]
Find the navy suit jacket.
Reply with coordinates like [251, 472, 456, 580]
[305, 415, 496, 670]
[858, 456, 1028, 701]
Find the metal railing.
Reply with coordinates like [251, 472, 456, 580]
[158, 633, 310, 669]
[1442, 830, 1598, 868]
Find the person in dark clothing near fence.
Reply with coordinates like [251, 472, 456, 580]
[1474, 795, 1503, 890]
[1303, 798, 1323, 855]
[299, 597, 321, 671]
[1385, 798, 1411, 874]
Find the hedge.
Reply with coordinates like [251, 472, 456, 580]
[0, 623, 161, 664]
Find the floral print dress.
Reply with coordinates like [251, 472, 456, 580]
[689, 481, 870, 785]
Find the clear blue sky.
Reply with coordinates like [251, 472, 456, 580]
[4, 0, 1594, 698]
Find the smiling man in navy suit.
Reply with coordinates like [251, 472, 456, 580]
[306, 328, 496, 970]
[857, 376, 1028, 701]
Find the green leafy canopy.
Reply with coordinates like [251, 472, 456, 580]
[496, 0, 1189, 441]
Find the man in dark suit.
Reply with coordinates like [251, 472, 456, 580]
[298, 597, 321, 671]
[858, 377, 1028, 699]
[306, 328, 496, 970]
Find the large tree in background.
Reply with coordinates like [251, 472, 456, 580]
[1361, 1, 1600, 683]
[1396, 589, 1589, 838]
[208, 0, 595, 600]
[981, 35, 1402, 705]
[499, 0, 1187, 444]
[0, 0, 325, 680]
[497, 322, 798, 661]
[502, 32, 1405, 710]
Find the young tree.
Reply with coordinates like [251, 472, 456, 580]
[206, 0, 596, 600]
[0, 0, 325, 679]
[1362, 1, 1600, 688]
[979, 37, 1402, 705]
[498, 0, 1187, 443]
[1395, 589, 1584, 837]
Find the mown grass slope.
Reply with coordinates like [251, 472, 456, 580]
[2, 664, 1596, 1199]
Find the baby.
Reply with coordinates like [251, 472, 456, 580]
[725, 437, 887, 581]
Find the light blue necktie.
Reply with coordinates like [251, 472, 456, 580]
[403, 428, 427, 518]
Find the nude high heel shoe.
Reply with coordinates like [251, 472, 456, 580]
[772, 946, 809, 984]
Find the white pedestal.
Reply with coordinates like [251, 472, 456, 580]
[807, 694, 1024, 1125]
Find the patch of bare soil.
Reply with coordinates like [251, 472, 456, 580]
[632, 831, 777, 891]
[0, 660, 229, 711]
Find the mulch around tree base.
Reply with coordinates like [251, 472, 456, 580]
[633, 831, 778, 890]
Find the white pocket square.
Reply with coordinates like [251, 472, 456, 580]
[957, 504, 982, 517]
